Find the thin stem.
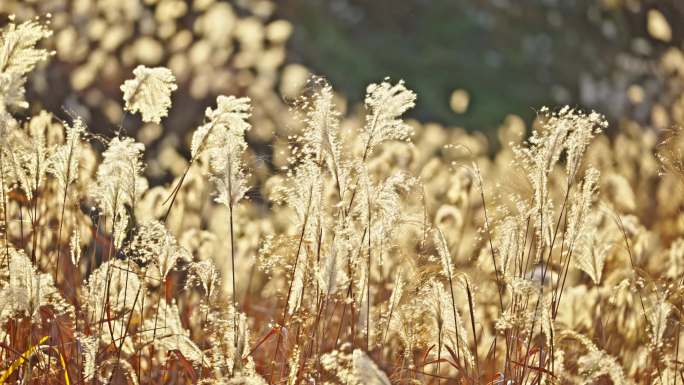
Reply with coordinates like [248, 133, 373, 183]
[383, 274, 400, 345]
[54, 186, 69, 283]
[474, 164, 504, 311]
[0, 151, 9, 272]
[366, 181, 371, 352]
[465, 279, 480, 380]
[271, 183, 313, 384]
[229, 200, 238, 349]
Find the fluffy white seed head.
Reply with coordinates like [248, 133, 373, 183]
[121, 65, 177, 123]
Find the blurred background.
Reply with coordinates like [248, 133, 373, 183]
[1, 0, 683, 148]
[279, 0, 683, 129]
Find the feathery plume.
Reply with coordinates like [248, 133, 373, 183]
[352, 349, 391, 385]
[3, 247, 42, 317]
[320, 348, 392, 385]
[190, 95, 252, 160]
[287, 248, 306, 316]
[209, 129, 250, 207]
[92, 136, 147, 248]
[646, 292, 672, 350]
[0, 71, 28, 110]
[4, 112, 52, 201]
[0, 17, 51, 126]
[362, 79, 416, 158]
[48, 117, 85, 194]
[126, 220, 191, 279]
[80, 334, 98, 380]
[121, 65, 177, 123]
[426, 279, 474, 370]
[567, 168, 607, 284]
[561, 330, 627, 385]
[435, 228, 454, 278]
[83, 259, 142, 321]
[0, 247, 69, 321]
[297, 77, 346, 192]
[0, 18, 53, 76]
[143, 299, 204, 365]
[188, 260, 220, 300]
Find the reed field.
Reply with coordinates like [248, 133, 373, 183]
[0, 1, 683, 384]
